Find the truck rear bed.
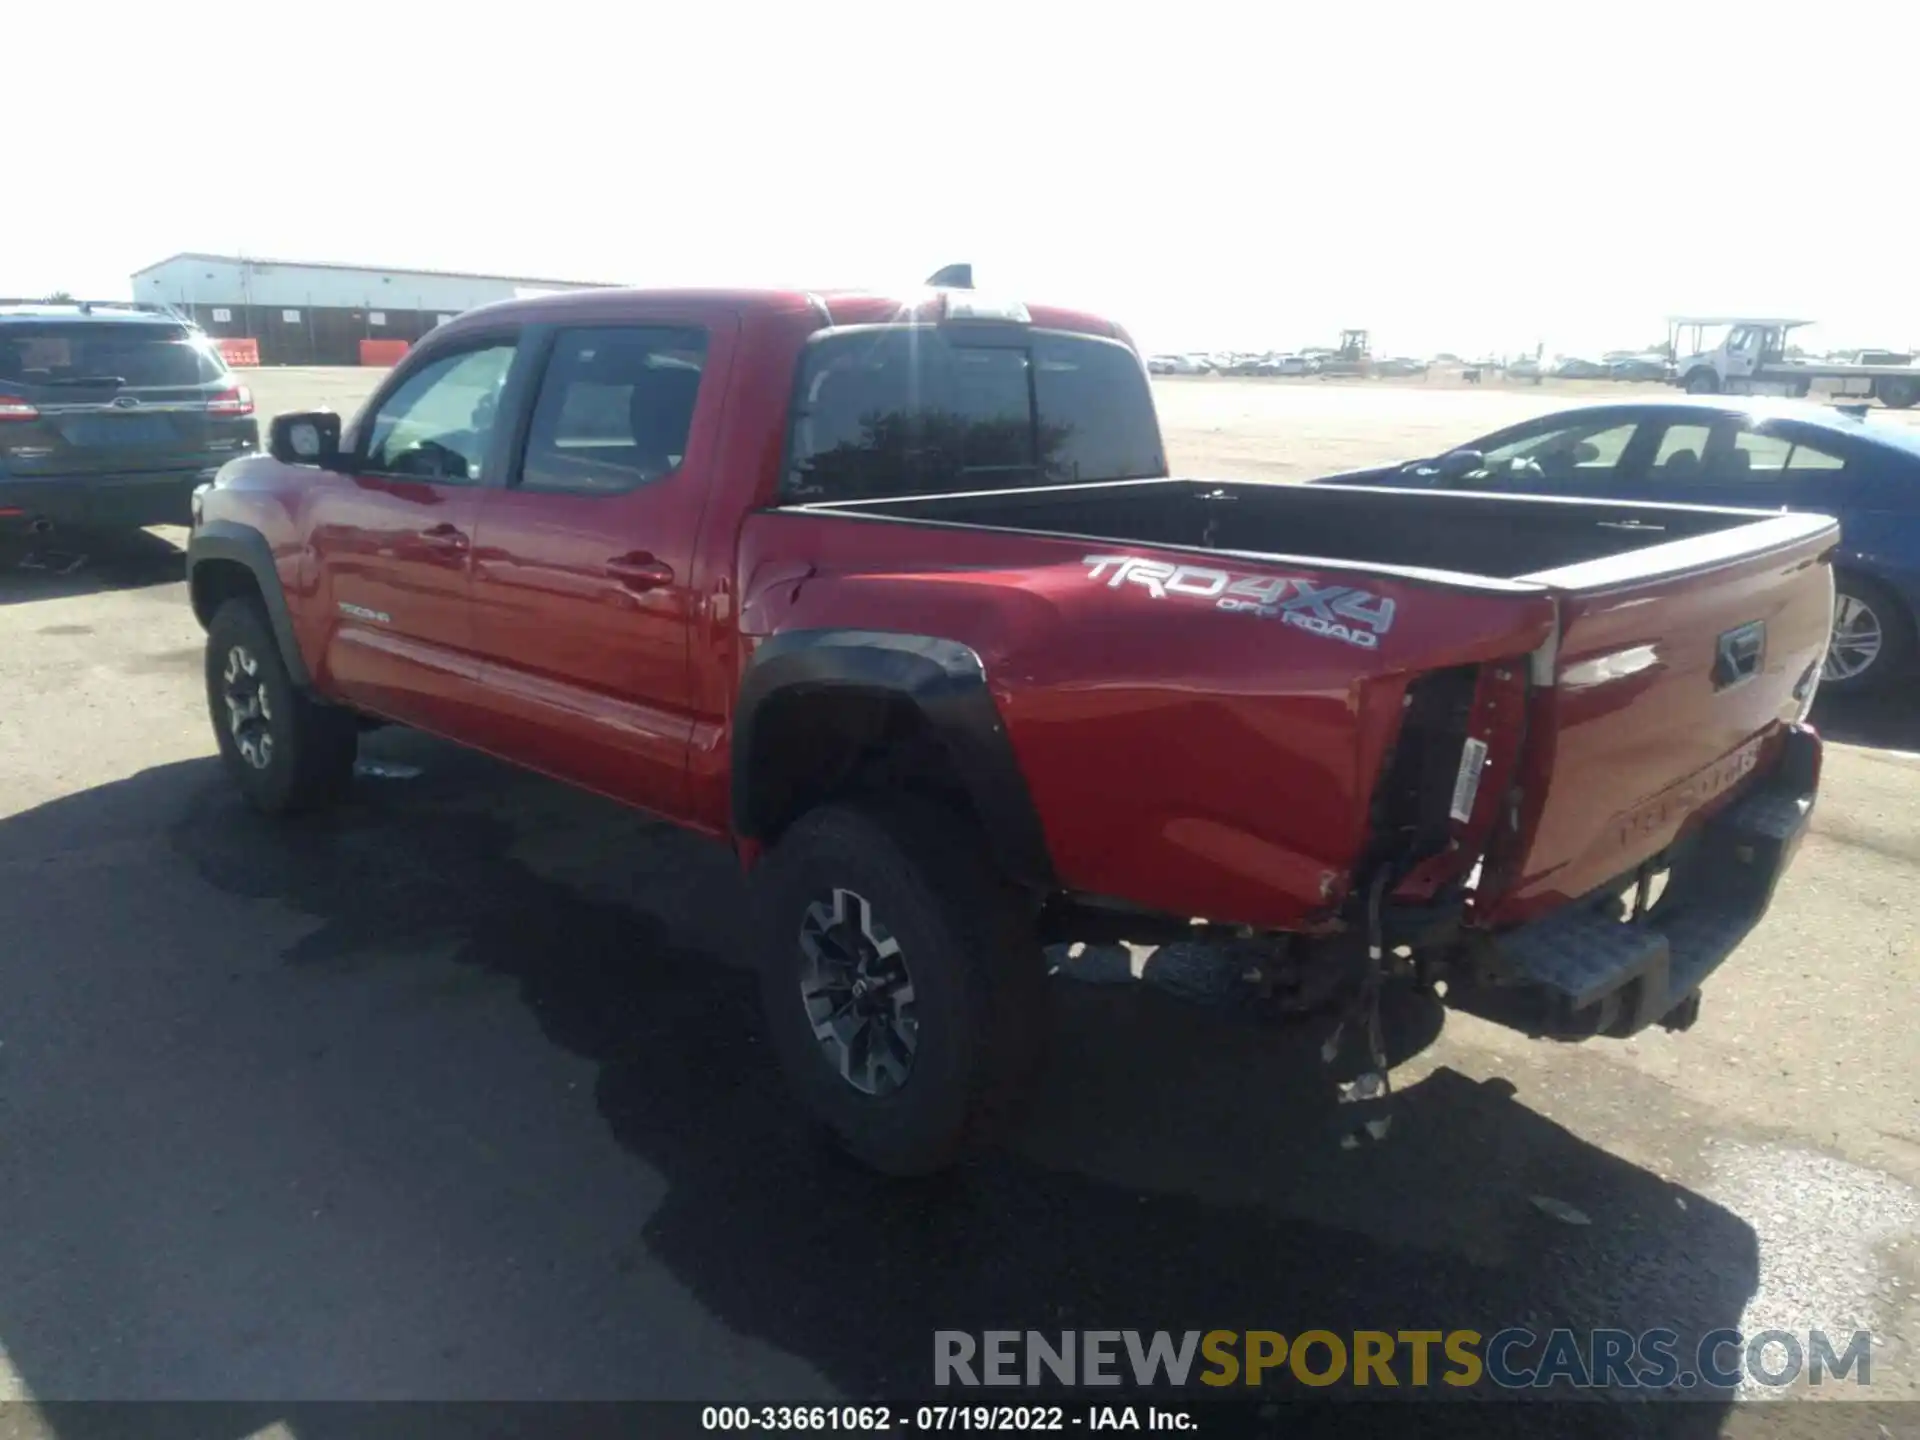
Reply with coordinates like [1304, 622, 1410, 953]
[776, 476, 1837, 932]
[793, 474, 1790, 580]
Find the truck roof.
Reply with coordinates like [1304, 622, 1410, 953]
[446, 286, 1126, 339]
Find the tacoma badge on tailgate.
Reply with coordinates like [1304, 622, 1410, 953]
[1613, 735, 1764, 849]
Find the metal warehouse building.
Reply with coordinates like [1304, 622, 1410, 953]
[130, 253, 617, 366]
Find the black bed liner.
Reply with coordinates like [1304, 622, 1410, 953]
[787, 475, 1806, 585]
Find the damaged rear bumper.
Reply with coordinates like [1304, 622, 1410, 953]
[1448, 723, 1820, 1040]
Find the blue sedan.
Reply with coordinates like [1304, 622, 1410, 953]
[1316, 398, 1920, 692]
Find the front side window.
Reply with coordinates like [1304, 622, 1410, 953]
[518, 326, 708, 495]
[784, 326, 1165, 502]
[1718, 427, 1848, 481]
[362, 342, 516, 482]
[1482, 418, 1638, 481]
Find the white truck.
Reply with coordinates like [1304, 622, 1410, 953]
[1668, 316, 1920, 409]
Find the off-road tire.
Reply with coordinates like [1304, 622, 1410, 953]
[205, 598, 358, 814]
[750, 796, 1048, 1176]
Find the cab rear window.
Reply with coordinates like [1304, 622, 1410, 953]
[0, 323, 227, 389]
[784, 326, 1165, 502]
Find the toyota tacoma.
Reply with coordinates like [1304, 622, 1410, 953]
[186, 275, 1833, 1174]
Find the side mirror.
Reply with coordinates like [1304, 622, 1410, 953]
[1404, 448, 1485, 484]
[1432, 448, 1485, 481]
[269, 410, 344, 467]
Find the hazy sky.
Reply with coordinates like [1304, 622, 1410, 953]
[14, 0, 1919, 359]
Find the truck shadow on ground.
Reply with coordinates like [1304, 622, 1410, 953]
[1811, 688, 1920, 752]
[0, 524, 186, 608]
[0, 734, 1754, 1435]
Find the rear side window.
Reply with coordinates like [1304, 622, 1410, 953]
[0, 322, 226, 388]
[1031, 333, 1168, 487]
[1716, 428, 1849, 482]
[518, 326, 708, 495]
[784, 326, 1165, 501]
[1785, 439, 1847, 471]
[1721, 429, 1797, 479]
[1650, 423, 1713, 477]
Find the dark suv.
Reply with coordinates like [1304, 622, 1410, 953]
[0, 300, 258, 532]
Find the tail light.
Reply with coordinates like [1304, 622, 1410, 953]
[206, 385, 254, 417]
[0, 393, 38, 421]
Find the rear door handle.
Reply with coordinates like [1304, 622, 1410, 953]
[606, 552, 675, 590]
[419, 523, 469, 551]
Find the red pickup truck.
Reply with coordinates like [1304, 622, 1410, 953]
[187, 277, 1833, 1174]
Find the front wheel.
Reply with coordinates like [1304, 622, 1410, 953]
[205, 599, 359, 813]
[1822, 574, 1916, 694]
[1684, 368, 1720, 395]
[750, 798, 1047, 1176]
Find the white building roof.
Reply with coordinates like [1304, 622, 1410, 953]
[132, 252, 617, 290]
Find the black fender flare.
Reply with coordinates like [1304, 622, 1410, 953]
[186, 520, 312, 689]
[732, 629, 1055, 890]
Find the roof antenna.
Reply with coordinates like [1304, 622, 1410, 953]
[925, 263, 973, 289]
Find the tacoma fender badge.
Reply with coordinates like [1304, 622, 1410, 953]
[1082, 554, 1395, 649]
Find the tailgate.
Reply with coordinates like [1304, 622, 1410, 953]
[1476, 511, 1836, 926]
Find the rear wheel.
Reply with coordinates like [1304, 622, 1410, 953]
[750, 797, 1047, 1176]
[1684, 368, 1719, 395]
[1822, 573, 1916, 694]
[1876, 376, 1920, 410]
[205, 599, 359, 814]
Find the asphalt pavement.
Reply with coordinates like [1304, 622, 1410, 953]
[1, 503, 1917, 1426]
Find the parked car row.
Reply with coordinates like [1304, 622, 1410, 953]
[1545, 355, 1673, 382]
[1149, 349, 1673, 383]
[1146, 351, 1320, 376]
[1602, 354, 1671, 382]
[1147, 351, 1433, 378]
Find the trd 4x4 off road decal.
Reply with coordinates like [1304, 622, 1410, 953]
[1082, 554, 1396, 650]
